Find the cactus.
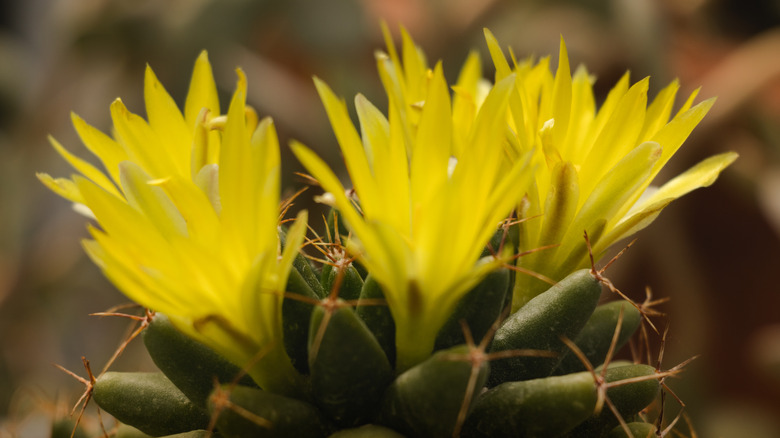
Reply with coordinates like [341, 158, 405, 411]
[63, 266, 680, 438]
[43, 23, 736, 438]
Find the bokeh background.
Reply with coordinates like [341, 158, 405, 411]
[1, 0, 779, 436]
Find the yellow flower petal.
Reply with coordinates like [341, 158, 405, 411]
[118, 161, 189, 239]
[36, 173, 84, 204]
[355, 93, 388, 169]
[551, 36, 572, 146]
[643, 151, 739, 207]
[452, 51, 482, 157]
[184, 51, 220, 130]
[484, 28, 513, 81]
[71, 112, 128, 184]
[145, 65, 191, 168]
[313, 77, 380, 216]
[411, 62, 451, 208]
[538, 161, 580, 248]
[650, 97, 716, 176]
[639, 79, 680, 141]
[598, 199, 673, 253]
[289, 141, 369, 240]
[48, 136, 122, 198]
[150, 174, 220, 247]
[110, 98, 182, 178]
[562, 141, 661, 261]
[580, 77, 649, 193]
[75, 175, 167, 254]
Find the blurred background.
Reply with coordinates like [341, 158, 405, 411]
[0, 0, 778, 436]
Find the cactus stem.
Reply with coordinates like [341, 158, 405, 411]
[308, 265, 355, 362]
[208, 378, 274, 432]
[440, 313, 558, 437]
[558, 299, 696, 438]
[432, 322, 493, 438]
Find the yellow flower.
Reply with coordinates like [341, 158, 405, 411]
[38, 52, 308, 396]
[482, 30, 737, 308]
[292, 26, 535, 371]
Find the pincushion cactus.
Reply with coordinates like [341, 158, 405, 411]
[43, 25, 735, 438]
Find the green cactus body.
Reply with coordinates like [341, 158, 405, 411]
[377, 345, 488, 438]
[327, 424, 407, 437]
[114, 424, 154, 438]
[462, 369, 598, 437]
[322, 263, 364, 301]
[607, 422, 656, 438]
[554, 300, 642, 375]
[293, 251, 326, 298]
[563, 364, 660, 437]
[308, 302, 394, 426]
[115, 425, 217, 438]
[435, 268, 509, 350]
[51, 419, 89, 438]
[355, 275, 396, 367]
[208, 385, 331, 438]
[93, 371, 210, 436]
[479, 227, 506, 258]
[143, 313, 256, 408]
[282, 267, 321, 375]
[281, 227, 326, 299]
[462, 364, 661, 438]
[595, 360, 635, 372]
[489, 269, 603, 384]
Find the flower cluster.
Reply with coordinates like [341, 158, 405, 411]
[38, 53, 307, 395]
[478, 30, 737, 307]
[292, 26, 535, 370]
[41, 28, 734, 384]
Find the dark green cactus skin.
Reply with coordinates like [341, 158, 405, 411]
[281, 228, 325, 298]
[435, 268, 510, 350]
[91, 266, 666, 438]
[327, 424, 406, 437]
[377, 345, 489, 438]
[93, 372, 210, 436]
[282, 267, 322, 375]
[308, 302, 393, 427]
[554, 301, 642, 375]
[143, 313, 256, 408]
[462, 364, 660, 438]
[355, 275, 396, 367]
[321, 263, 364, 301]
[114, 424, 154, 438]
[607, 422, 656, 438]
[488, 269, 603, 384]
[563, 364, 660, 437]
[114, 425, 219, 438]
[462, 368, 598, 437]
[51, 419, 89, 438]
[208, 384, 331, 438]
[293, 251, 326, 299]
